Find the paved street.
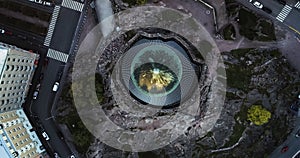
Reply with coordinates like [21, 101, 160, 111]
[0, 24, 46, 51]
[27, 0, 86, 157]
[0, 0, 88, 157]
[30, 59, 71, 157]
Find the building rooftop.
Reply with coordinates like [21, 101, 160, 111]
[0, 46, 8, 80]
[0, 146, 12, 158]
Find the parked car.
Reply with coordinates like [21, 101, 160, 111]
[36, 83, 41, 91]
[54, 152, 60, 158]
[0, 29, 5, 34]
[249, 0, 263, 9]
[57, 131, 64, 140]
[262, 7, 272, 14]
[43, 1, 52, 6]
[57, 71, 62, 80]
[42, 131, 50, 141]
[70, 155, 76, 158]
[33, 91, 39, 100]
[52, 82, 59, 92]
[290, 100, 300, 112]
[281, 146, 289, 153]
[277, 0, 286, 5]
[39, 73, 44, 81]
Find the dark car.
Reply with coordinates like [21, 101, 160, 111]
[281, 146, 289, 153]
[57, 131, 64, 140]
[39, 73, 44, 81]
[290, 100, 300, 112]
[262, 7, 272, 14]
[57, 71, 62, 80]
[277, 0, 286, 5]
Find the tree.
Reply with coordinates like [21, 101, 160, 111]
[247, 105, 271, 126]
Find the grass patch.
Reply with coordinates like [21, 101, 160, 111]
[238, 8, 276, 41]
[238, 8, 258, 40]
[226, 63, 251, 91]
[266, 116, 291, 146]
[223, 104, 247, 147]
[57, 107, 94, 154]
[257, 20, 276, 41]
[222, 24, 236, 40]
[58, 73, 105, 154]
[122, 0, 147, 6]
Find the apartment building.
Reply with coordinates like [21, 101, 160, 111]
[0, 42, 38, 112]
[0, 42, 45, 158]
[0, 109, 44, 158]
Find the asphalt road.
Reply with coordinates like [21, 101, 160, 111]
[0, 24, 46, 51]
[50, 7, 81, 53]
[0, 0, 85, 157]
[27, 3, 84, 158]
[30, 59, 70, 157]
[11, 0, 55, 14]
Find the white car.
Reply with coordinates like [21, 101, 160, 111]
[253, 1, 263, 8]
[70, 155, 76, 158]
[249, 0, 263, 9]
[54, 152, 60, 158]
[33, 91, 39, 100]
[42, 132, 50, 140]
[52, 82, 59, 92]
[0, 29, 5, 34]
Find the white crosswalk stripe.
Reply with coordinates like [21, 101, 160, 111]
[47, 49, 69, 63]
[44, 6, 61, 47]
[295, 1, 300, 9]
[276, 5, 292, 22]
[61, 0, 84, 12]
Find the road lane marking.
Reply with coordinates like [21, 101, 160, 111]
[47, 49, 69, 63]
[288, 26, 300, 36]
[61, 0, 84, 12]
[295, 1, 300, 9]
[276, 5, 292, 22]
[44, 6, 61, 47]
[292, 150, 300, 158]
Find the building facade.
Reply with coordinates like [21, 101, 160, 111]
[0, 42, 38, 112]
[0, 109, 44, 158]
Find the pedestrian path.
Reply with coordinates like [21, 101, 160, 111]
[46, 49, 69, 63]
[276, 5, 292, 22]
[295, 1, 300, 9]
[61, 0, 84, 12]
[44, 6, 60, 47]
